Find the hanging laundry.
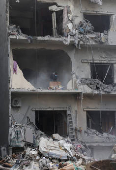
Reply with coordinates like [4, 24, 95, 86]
[13, 60, 17, 74]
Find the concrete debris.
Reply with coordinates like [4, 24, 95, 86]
[90, 0, 102, 5]
[4, 120, 95, 170]
[49, 5, 64, 12]
[39, 137, 68, 159]
[85, 128, 116, 142]
[9, 8, 107, 47]
[8, 25, 22, 39]
[8, 25, 33, 43]
[63, 18, 107, 47]
[78, 20, 94, 34]
[52, 134, 64, 140]
[94, 31, 108, 43]
[80, 78, 116, 93]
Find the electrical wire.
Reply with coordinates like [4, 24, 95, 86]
[35, 0, 37, 36]
[103, 64, 111, 84]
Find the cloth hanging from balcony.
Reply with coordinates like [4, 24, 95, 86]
[13, 60, 17, 74]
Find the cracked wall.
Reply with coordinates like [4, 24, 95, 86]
[10, 49, 35, 89]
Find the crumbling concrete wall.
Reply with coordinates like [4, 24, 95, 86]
[9, 0, 116, 45]
[10, 43, 75, 90]
[11, 43, 116, 92]
[12, 49, 72, 89]
[10, 48, 35, 89]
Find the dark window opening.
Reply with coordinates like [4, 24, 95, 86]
[9, 0, 63, 36]
[87, 111, 116, 135]
[84, 14, 111, 33]
[35, 110, 67, 136]
[91, 63, 114, 85]
[36, 2, 54, 36]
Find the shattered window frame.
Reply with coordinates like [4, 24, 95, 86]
[90, 63, 114, 85]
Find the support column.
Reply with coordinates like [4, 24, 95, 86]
[52, 12, 57, 37]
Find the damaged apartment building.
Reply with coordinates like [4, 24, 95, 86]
[5, 0, 116, 160]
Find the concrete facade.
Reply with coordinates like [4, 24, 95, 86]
[9, 0, 116, 160]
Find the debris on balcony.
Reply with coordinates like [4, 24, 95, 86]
[90, 0, 102, 5]
[80, 78, 116, 93]
[48, 82, 64, 90]
[9, 4, 108, 47]
[63, 18, 108, 47]
[8, 25, 33, 43]
[84, 128, 116, 142]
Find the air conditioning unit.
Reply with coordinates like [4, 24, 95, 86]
[12, 98, 21, 107]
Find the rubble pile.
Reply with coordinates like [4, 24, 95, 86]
[80, 78, 116, 93]
[61, 17, 108, 47]
[63, 18, 97, 47]
[85, 128, 116, 142]
[9, 5, 107, 48]
[8, 25, 33, 43]
[0, 121, 95, 170]
[8, 25, 22, 38]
